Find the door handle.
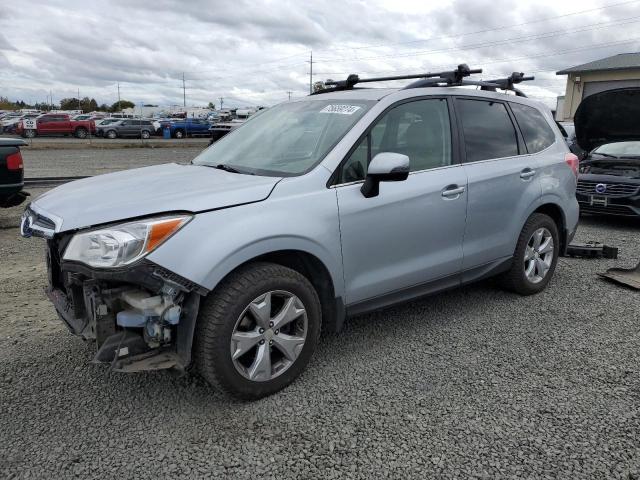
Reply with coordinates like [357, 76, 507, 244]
[441, 185, 465, 198]
[520, 168, 536, 179]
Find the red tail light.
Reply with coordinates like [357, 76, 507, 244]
[565, 153, 579, 178]
[6, 151, 23, 171]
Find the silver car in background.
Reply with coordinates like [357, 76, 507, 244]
[21, 76, 579, 399]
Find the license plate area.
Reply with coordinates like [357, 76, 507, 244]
[590, 195, 608, 207]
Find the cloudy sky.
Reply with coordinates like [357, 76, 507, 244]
[1, 0, 639, 109]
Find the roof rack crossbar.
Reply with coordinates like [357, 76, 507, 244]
[315, 65, 533, 97]
[323, 64, 481, 90]
[480, 72, 534, 97]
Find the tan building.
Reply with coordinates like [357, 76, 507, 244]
[556, 52, 640, 121]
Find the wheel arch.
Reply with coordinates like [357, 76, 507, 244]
[531, 201, 567, 252]
[207, 247, 344, 334]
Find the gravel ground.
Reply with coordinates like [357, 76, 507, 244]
[21, 146, 204, 177]
[1, 148, 639, 478]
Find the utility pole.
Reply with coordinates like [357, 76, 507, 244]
[307, 51, 314, 94]
[287, 91, 292, 101]
[78, 88, 81, 112]
[182, 73, 186, 107]
[219, 97, 224, 109]
[49, 90, 53, 110]
[117, 82, 121, 112]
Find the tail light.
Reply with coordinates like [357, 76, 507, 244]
[6, 151, 23, 171]
[565, 153, 579, 179]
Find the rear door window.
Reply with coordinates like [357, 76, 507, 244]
[456, 99, 519, 162]
[510, 102, 556, 153]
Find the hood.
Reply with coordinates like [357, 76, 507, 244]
[31, 163, 281, 232]
[574, 88, 640, 152]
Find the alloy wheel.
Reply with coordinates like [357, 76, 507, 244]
[524, 227, 554, 284]
[230, 290, 308, 382]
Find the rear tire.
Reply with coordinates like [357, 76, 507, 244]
[140, 130, 150, 139]
[195, 262, 322, 400]
[174, 129, 185, 139]
[500, 213, 559, 295]
[23, 129, 36, 138]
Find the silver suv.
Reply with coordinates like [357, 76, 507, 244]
[21, 67, 579, 399]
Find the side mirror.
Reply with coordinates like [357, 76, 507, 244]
[361, 152, 410, 198]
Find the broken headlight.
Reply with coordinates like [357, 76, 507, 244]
[63, 215, 192, 268]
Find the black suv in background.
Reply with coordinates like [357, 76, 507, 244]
[97, 120, 155, 139]
[0, 138, 27, 208]
[575, 88, 640, 217]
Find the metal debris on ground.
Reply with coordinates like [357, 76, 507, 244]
[565, 241, 618, 259]
[599, 261, 640, 290]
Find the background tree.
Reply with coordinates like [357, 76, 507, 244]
[59, 97, 80, 110]
[110, 99, 135, 112]
[207, 101, 216, 110]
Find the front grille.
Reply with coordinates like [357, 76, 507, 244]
[579, 203, 639, 216]
[576, 180, 639, 197]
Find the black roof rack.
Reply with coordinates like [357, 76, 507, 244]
[314, 64, 534, 97]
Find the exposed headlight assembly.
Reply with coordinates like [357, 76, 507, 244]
[63, 215, 192, 268]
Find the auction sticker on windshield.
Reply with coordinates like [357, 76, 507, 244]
[320, 105, 362, 115]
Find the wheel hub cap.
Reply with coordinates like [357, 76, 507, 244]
[524, 227, 554, 284]
[230, 290, 307, 382]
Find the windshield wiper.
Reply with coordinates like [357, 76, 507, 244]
[212, 164, 254, 175]
[214, 164, 240, 173]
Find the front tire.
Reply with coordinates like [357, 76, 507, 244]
[106, 130, 117, 139]
[500, 213, 559, 295]
[195, 262, 322, 400]
[140, 130, 150, 139]
[174, 129, 185, 139]
[74, 127, 88, 139]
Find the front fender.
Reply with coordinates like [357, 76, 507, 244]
[147, 185, 344, 297]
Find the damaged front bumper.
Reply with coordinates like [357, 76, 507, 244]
[46, 234, 206, 373]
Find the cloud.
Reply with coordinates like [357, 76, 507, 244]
[0, 0, 638, 108]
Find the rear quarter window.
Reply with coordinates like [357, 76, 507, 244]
[510, 102, 556, 153]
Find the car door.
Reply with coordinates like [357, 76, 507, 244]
[120, 120, 134, 136]
[334, 97, 468, 309]
[36, 115, 54, 134]
[454, 97, 542, 275]
[56, 115, 71, 134]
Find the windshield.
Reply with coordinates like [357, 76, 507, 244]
[192, 99, 374, 176]
[593, 141, 640, 157]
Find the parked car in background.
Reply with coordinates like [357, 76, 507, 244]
[1, 113, 36, 134]
[97, 119, 155, 139]
[575, 88, 640, 217]
[94, 118, 122, 128]
[15, 113, 96, 138]
[0, 137, 27, 208]
[209, 119, 247, 143]
[166, 118, 211, 138]
[20, 66, 579, 399]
